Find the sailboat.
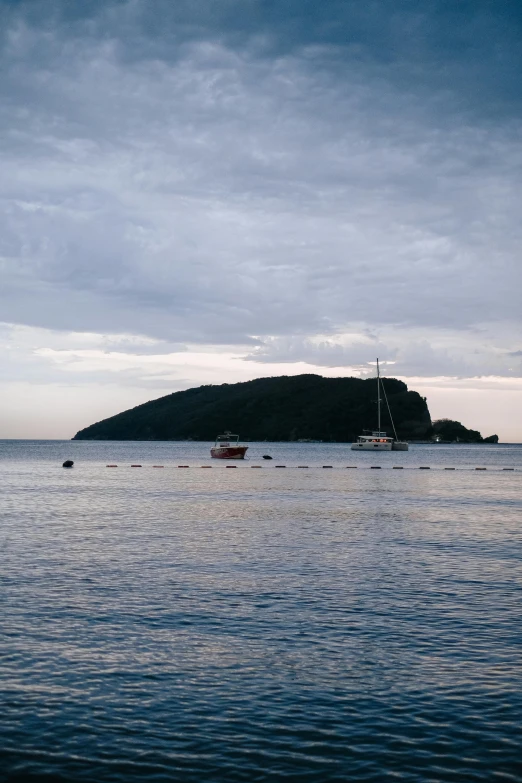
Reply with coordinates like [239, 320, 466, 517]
[350, 360, 409, 451]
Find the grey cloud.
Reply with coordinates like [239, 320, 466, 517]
[245, 335, 522, 379]
[0, 1, 521, 381]
[246, 338, 395, 368]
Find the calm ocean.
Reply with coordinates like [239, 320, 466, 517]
[1, 440, 521, 782]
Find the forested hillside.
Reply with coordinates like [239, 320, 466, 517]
[73, 374, 432, 442]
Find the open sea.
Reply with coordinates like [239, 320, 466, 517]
[1, 440, 521, 782]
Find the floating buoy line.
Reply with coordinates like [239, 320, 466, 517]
[91, 464, 521, 472]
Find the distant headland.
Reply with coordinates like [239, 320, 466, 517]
[72, 374, 498, 443]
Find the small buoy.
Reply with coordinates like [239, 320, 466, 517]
[262, 455, 273, 460]
[62, 460, 74, 468]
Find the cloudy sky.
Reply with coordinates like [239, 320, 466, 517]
[1, 0, 521, 440]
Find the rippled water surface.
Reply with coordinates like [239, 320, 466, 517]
[2, 441, 522, 782]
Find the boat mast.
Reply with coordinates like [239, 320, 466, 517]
[377, 358, 381, 432]
[379, 362, 400, 441]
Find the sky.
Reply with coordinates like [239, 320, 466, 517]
[1, 0, 521, 441]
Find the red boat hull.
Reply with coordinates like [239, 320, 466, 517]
[210, 446, 248, 459]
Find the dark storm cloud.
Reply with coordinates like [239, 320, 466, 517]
[0, 0, 521, 375]
[4, 0, 522, 113]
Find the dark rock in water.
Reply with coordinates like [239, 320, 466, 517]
[262, 455, 273, 460]
[62, 460, 74, 468]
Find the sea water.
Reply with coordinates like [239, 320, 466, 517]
[1, 441, 521, 782]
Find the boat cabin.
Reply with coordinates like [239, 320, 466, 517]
[214, 432, 239, 446]
[352, 430, 394, 450]
[356, 431, 393, 443]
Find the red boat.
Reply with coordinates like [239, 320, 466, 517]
[210, 432, 248, 459]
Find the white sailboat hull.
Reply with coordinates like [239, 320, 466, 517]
[351, 441, 393, 451]
[392, 441, 409, 451]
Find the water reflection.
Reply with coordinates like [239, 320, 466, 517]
[1, 441, 521, 781]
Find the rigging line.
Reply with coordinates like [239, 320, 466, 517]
[379, 374, 399, 441]
[377, 358, 381, 432]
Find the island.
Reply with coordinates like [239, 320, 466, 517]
[72, 374, 497, 443]
[431, 419, 499, 444]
